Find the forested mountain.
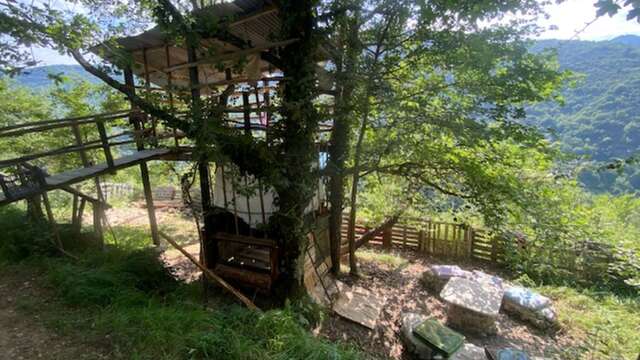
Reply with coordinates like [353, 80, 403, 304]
[12, 64, 100, 88]
[528, 35, 640, 193]
[9, 35, 640, 193]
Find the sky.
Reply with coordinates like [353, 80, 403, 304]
[31, 0, 640, 66]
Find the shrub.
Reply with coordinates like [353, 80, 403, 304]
[0, 206, 55, 260]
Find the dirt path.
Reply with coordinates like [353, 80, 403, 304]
[0, 267, 108, 360]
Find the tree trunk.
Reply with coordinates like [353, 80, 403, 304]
[272, 0, 319, 300]
[347, 98, 370, 276]
[328, 5, 360, 274]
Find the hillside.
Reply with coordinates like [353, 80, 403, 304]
[13, 64, 99, 88]
[527, 35, 640, 193]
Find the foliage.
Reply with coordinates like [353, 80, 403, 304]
[527, 36, 640, 193]
[501, 179, 640, 294]
[0, 205, 55, 260]
[0, 76, 127, 175]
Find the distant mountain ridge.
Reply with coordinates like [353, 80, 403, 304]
[13, 64, 99, 89]
[527, 34, 640, 193]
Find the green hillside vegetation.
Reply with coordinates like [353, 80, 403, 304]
[527, 36, 640, 193]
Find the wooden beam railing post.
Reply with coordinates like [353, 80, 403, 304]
[242, 91, 251, 136]
[491, 234, 498, 264]
[125, 67, 160, 246]
[165, 45, 179, 147]
[93, 201, 104, 248]
[76, 198, 86, 236]
[96, 118, 115, 169]
[382, 226, 392, 251]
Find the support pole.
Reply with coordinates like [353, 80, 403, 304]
[125, 68, 160, 246]
[159, 231, 259, 311]
[93, 201, 104, 248]
[187, 46, 216, 272]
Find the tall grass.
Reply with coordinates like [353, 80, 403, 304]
[540, 286, 640, 359]
[0, 205, 360, 359]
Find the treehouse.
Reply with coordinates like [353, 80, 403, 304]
[90, 0, 335, 292]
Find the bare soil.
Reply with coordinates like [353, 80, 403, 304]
[0, 267, 108, 360]
[318, 247, 576, 359]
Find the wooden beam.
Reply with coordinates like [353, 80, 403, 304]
[194, 76, 284, 90]
[93, 201, 104, 248]
[163, 40, 297, 73]
[0, 110, 129, 134]
[0, 112, 129, 139]
[96, 119, 115, 169]
[125, 67, 160, 246]
[159, 231, 259, 311]
[229, 6, 278, 27]
[355, 214, 401, 249]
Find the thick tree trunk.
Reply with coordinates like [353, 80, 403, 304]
[328, 8, 360, 274]
[272, 0, 319, 299]
[347, 100, 370, 276]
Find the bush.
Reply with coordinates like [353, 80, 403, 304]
[0, 206, 55, 260]
[47, 248, 177, 307]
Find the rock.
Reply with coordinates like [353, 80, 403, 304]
[421, 265, 473, 294]
[400, 313, 436, 360]
[503, 286, 551, 311]
[471, 270, 504, 290]
[450, 343, 487, 360]
[502, 286, 558, 329]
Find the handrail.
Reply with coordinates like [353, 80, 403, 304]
[0, 110, 131, 134]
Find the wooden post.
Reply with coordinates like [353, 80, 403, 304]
[187, 46, 216, 268]
[382, 226, 392, 251]
[242, 91, 251, 136]
[491, 234, 498, 264]
[418, 229, 425, 253]
[41, 192, 63, 249]
[71, 121, 105, 203]
[96, 119, 114, 169]
[402, 224, 407, 248]
[165, 45, 179, 147]
[76, 198, 86, 236]
[93, 201, 104, 248]
[469, 227, 476, 260]
[142, 48, 158, 145]
[71, 193, 79, 228]
[124, 67, 160, 246]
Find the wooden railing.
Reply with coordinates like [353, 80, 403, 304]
[341, 214, 506, 265]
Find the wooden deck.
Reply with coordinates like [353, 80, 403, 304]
[0, 148, 173, 206]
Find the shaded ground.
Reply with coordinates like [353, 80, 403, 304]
[0, 267, 108, 360]
[319, 247, 577, 359]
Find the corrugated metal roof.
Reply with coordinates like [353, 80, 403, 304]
[93, 0, 281, 91]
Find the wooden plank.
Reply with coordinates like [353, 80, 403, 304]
[333, 284, 385, 330]
[0, 148, 171, 205]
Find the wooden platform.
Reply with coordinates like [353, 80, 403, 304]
[0, 148, 173, 206]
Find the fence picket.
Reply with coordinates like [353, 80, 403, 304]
[339, 214, 504, 264]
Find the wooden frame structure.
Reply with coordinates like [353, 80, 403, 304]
[0, 0, 335, 295]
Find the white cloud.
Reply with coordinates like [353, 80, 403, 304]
[538, 0, 640, 40]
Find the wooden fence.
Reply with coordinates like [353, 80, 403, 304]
[341, 214, 506, 265]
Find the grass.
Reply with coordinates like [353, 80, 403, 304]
[538, 285, 640, 359]
[5, 249, 361, 360]
[0, 205, 360, 360]
[356, 248, 408, 269]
